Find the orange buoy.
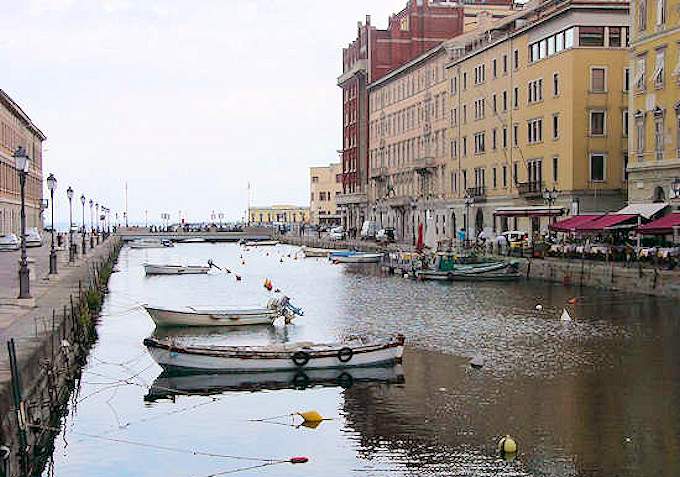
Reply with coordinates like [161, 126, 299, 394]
[290, 456, 309, 464]
[568, 297, 578, 305]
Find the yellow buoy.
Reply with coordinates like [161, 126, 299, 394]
[498, 435, 518, 455]
[297, 410, 324, 423]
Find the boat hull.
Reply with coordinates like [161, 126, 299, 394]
[416, 261, 511, 280]
[144, 306, 278, 327]
[244, 240, 279, 247]
[333, 253, 382, 263]
[144, 264, 210, 275]
[301, 247, 345, 258]
[144, 336, 404, 372]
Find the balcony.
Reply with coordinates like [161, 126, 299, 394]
[336, 192, 368, 206]
[414, 156, 437, 174]
[370, 166, 388, 180]
[517, 181, 545, 198]
[466, 186, 486, 202]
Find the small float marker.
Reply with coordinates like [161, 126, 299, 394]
[535, 304, 543, 311]
[560, 308, 572, 322]
[498, 435, 518, 455]
[290, 456, 309, 464]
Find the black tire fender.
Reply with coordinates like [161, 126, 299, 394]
[292, 350, 310, 367]
[337, 347, 353, 363]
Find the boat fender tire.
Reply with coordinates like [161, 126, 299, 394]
[337, 347, 353, 363]
[292, 350, 310, 367]
[336, 372, 354, 389]
[291, 371, 310, 389]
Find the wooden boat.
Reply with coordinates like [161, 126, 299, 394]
[301, 246, 346, 258]
[144, 296, 302, 327]
[144, 365, 405, 401]
[129, 238, 166, 249]
[144, 263, 211, 276]
[244, 240, 279, 247]
[143, 334, 405, 372]
[416, 261, 510, 281]
[332, 252, 383, 264]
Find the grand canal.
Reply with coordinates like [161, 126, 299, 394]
[40, 243, 680, 477]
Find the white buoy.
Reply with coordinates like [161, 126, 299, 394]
[560, 308, 572, 322]
[470, 356, 485, 368]
[535, 304, 543, 311]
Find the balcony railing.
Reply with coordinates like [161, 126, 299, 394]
[517, 180, 545, 197]
[414, 156, 437, 173]
[370, 167, 387, 180]
[466, 186, 486, 201]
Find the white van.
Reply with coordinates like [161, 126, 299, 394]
[360, 220, 378, 240]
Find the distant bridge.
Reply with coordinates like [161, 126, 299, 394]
[115, 226, 274, 242]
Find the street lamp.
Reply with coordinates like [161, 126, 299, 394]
[80, 194, 87, 255]
[47, 173, 58, 275]
[89, 199, 94, 248]
[95, 203, 100, 244]
[14, 147, 31, 298]
[543, 186, 559, 225]
[67, 186, 76, 263]
[671, 177, 680, 200]
[464, 192, 474, 248]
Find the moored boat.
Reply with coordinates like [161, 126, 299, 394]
[244, 240, 279, 247]
[144, 364, 405, 401]
[143, 334, 405, 372]
[332, 252, 383, 263]
[144, 263, 211, 276]
[416, 261, 511, 281]
[129, 238, 166, 249]
[301, 246, 346, 258]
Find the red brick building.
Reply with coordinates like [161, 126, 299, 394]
[337, 0, 468, 232]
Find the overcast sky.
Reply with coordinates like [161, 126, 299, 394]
[2, 0, 400, 224]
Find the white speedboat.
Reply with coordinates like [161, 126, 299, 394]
[143, 296, 302, 327]
[244, 240, 279, 247]
[144, 365, 405, 400]
[301, 246, 346, 258]
[144, 263, 211, 276]
[129, 238, 166, 249]
[143, 334, 405, 372]
[332, 252, 383, 264]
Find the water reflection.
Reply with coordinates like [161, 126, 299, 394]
[39, 243, 680, 477]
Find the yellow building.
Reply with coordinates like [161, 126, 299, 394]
[447, 0, 631, 239]
[627, 0, 680, 204]
[248, 205, 309, 225]
[310, 163, 342, 226]
[367, 0, 631, 245]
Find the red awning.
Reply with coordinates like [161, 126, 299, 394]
[637, 212, 680, 235]
[575, 214, 638, 232]
[549, 214, 603, 232]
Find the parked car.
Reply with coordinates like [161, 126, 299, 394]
[376, 228, 395, 243]
[328, 226, 345, 241]
[0, 233, 20, 251]
[360, 220, 378, 240]
[26, 227, 43, 247]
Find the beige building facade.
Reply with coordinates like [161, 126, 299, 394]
[248, 205, 310, 225]
[310, 163, 342, 226]
[627, 0, 680, 205]
[0, 89, 46, 236]
[368, 0, 631, 245]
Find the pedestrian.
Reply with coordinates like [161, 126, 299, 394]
[496, 233, 508, 256]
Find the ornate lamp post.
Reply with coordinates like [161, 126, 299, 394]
[671, 177, 680, 200]
[67, 186, 76, 263]
[464, 192, 474, 248]
[89, 199, 94, 248]
[80, 194, 87, 255]
[47, 173, 58, 274]
[543, 186, 559, 225]
[95, 203, 100, 244]
[14, 147, 31, 298]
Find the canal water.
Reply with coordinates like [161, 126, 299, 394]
[41, 243, 679, 477]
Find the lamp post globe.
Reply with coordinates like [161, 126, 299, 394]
[463, 193, 474, 248]
[47, 173, 58, 274]
[67, 186, 76, 262]
[13, 147, 31, 298]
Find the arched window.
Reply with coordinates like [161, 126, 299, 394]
[652, 186, 666, 203]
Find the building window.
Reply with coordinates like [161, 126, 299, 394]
[502, 126, 508, 149]
[528, 78, 543, 103]
[451, 76, 458, 95]
[474, 98, 485, 120]
[653, 49, 665, 87]
[529, 27, 575, 63]
[474, 132, 486, 154]
[513, 87, 519, 109]
[493, 167, 497, 188]
[635, 112, 646, 156]
[609, 26, 622, 47]
[492, 129, 497, 150]
[635, 55, 646, 90]
[502, 54, 508, 74]
[463, 72, 468, 90]
[474, 64, 486, 85]
[502, 90, 508, 111]
[463, 136, 467, 156]
[656, 0, 666, 25]
[492, 58, 498, 78]
[502, 165, 508, 187]
[590, 67, 606, 92]
[552, 156, 559, 182]
[513, 162, 518, 184]
[553, 73, 559, 96]
[590, 110, 606, 136]
[638, 0, 647, 31]
[654, 112, 665, 160]
[528, 118, 543, 144]
[623, 67, 630, 92]
[623, 109, 629, 137]
[312, 176, 319, 183]
[589, 153, 606, 181]
[492, 93, 497, 113]
[513, 49, 519, 70]
[579, 26, 605, 47]
[513, 123, 519, 147]
[527, 159, 543, 185]
[552, 113, 560, 140]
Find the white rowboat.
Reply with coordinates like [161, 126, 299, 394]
[143, 335, 405, 372]
[144, 264, 211, 275]
[332, 253, 383, 264]
[301, 246, 346, 258]
[244, 240, 279, 247]
[144, 305, 280, 327]
[129, 238, 173, 249]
